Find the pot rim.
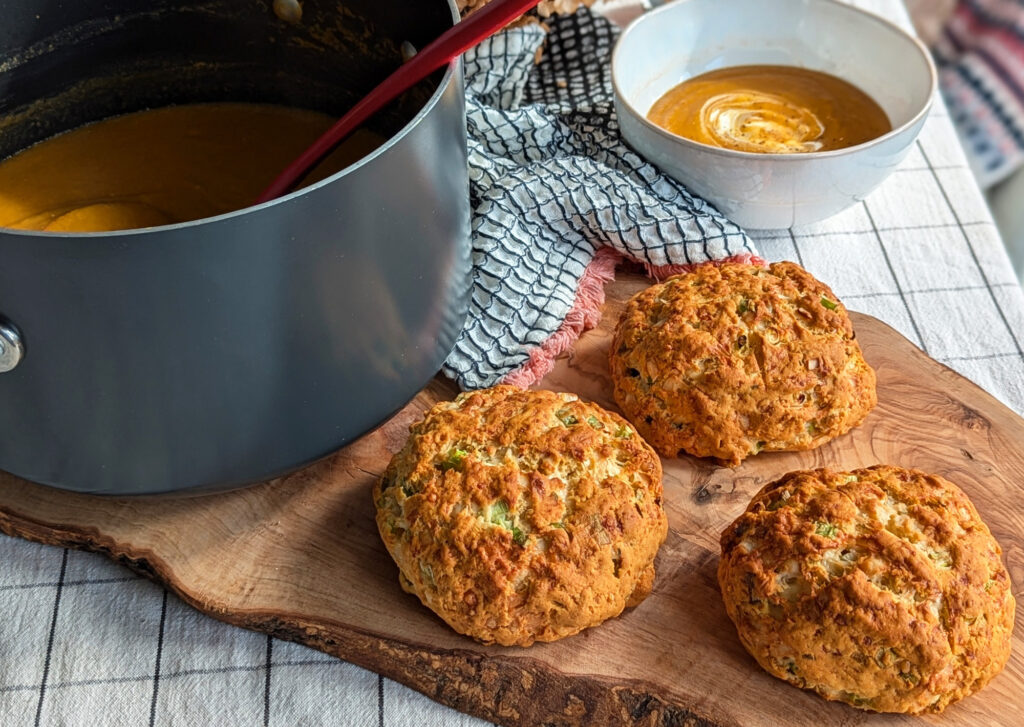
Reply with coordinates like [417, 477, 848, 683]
[0, 0, 462, 240]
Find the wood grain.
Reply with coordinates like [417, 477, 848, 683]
[2, 272, 1023, 727]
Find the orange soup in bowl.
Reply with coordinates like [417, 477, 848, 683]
[646, 65, 891, 154]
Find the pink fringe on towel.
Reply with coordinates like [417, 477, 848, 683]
[501, 250, 768, 388]
[502, 246, 621, 388]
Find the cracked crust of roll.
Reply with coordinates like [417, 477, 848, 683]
[718, 465, 1015, 714]
[609, 262, 877, 465]
[374, 385, 668, 647]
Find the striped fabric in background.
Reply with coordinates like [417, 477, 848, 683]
[935, 0, 1024, 188]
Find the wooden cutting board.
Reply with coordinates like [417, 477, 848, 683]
[1, 272, 1023, 727]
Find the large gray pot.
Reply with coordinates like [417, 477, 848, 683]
[0, 0, 470, 494]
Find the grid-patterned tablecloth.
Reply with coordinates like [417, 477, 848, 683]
[3, 1, 1023, 725]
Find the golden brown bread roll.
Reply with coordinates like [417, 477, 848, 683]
[609, 262, 876, 465]
[374, 385, 667, 646]
[718, 465, 1015, 713]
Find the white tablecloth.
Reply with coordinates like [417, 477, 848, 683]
[3, 1, 1023, 725]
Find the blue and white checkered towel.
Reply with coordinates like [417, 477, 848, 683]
[441, 9, 757, 390]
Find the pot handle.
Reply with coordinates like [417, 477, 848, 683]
[0, 318, 24, 373]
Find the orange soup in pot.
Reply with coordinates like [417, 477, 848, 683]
[0, 103, 384, 233]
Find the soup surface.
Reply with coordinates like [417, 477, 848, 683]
[0, 103, 384, 232]
[646, 65, 891, 154]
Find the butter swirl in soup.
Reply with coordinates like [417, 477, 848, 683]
[647, 65, 891, 154]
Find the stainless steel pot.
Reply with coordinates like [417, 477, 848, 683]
[0, 0, 470, 494]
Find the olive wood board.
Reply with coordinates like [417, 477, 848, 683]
[1, 272, 1023, 727]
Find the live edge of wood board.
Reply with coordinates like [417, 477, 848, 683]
[1, 272, 1022, 727]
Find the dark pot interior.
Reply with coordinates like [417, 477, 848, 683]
[0, 0, 449, 157]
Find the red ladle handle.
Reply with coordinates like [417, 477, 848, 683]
[256, 0, 543, 203]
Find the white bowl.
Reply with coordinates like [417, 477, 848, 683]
[612, 0, 937, 229]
